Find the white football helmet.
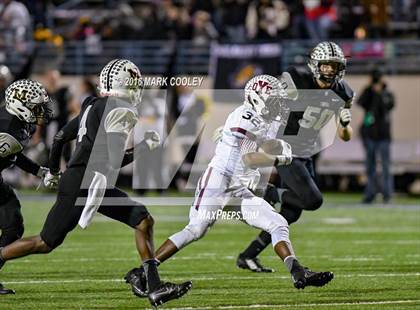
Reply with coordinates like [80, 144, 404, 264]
[308, 41, 346, 84]
[98, 59, 144, 107]
[5, 79, 53, 124]
[244, 74, 286, 122]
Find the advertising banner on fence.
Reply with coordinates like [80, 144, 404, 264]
[210, 43, 282, 102]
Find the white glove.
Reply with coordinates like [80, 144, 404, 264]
[275, 140, 293, 166]
[36, 166, 49, 178]
[43, 171, 60, 189]
[275, 154, 293, 166]
[339, 108, 352, 127]
[212, 126, 223, 143]
[143, 130, 161, 151]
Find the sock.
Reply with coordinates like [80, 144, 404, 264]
[240, 231, 272, 259]
[284, 255, 300, 273]
[143, 259, 161, 292]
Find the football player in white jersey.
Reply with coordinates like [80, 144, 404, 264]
[127, 75, 334, 294]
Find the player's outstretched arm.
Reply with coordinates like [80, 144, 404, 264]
[14, 153, 44, 176]
[49, 116, 79, 174]
[121, 130, 161, 167]
[243, 139, 293, 169]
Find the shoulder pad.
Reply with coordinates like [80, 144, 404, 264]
[229, 107, 266, 141]
[0, 132, 23, 157]
[104, 107, 138, 135]
[286, 66, 314, 89]
[337, 80, 355, 108]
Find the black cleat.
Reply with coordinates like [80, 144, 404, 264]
[290, 260, 306, 289]
[236, 256, 274, 273]
[0, 283, 15, 295]
[303, 267, 334, 287]
[124, 268, 148, 297]
[291, 261, 334, 289]
[148, 281, 192, 307]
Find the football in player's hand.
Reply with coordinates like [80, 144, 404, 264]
[260, 139, 284, 155]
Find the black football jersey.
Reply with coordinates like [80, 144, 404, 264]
[277, 67, 354, 157]
[67, 96, 138, 175]
[0, 106, 36, 172]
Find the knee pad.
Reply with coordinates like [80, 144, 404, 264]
[169, 222, 210, 249]
[302, 191, 323, 211]
[242, 197, 289, 234]
[271, 226, 290, 248]
[280, 206, 303, 225]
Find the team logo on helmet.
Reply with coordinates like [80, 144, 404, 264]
[12, 88, 28, 103]
[98, 59, 144, 106]
[244, 74, 286, 122]
[5, 79, 53, 124]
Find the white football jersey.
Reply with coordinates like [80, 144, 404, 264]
[209, 105, 279, 189]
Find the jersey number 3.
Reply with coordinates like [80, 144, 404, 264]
[77, 105, 92, 142]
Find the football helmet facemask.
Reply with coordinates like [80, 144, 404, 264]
[244, 74, 286, 122]
[98, 59, 144, 107]
[308, 41, 346, 84]
[5, 79, 53, 124]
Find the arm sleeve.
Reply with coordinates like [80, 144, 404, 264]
[15, 153, 40, 176]
[49, 116, 79, 174]
[107, 132, 128, 170]
[120, 140, 151, 167]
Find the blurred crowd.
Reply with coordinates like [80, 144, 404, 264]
[0, 0, 419, 54]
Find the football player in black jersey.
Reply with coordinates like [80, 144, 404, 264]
[0, 59, 192, 306]
[0, 79, 58, 294]
[236, 42, 353, 275]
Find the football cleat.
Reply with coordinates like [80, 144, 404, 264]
[291, 261, 334, 289]
[236, 255, 274, 273]
[0, 283, 15, 295]
[303, 266, 334, 287]
[148, 281, 192, 307]
[290, 260, 306, 289]
[124, 267, 148, 297]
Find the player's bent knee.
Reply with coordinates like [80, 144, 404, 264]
[242, 197, 288, 231]
[169, 222, 210, 249]
[270, 226, 290, 247]
[302, 192, 323, 211]
[137, 215, 154, 232]
[35, 236, 54, 253]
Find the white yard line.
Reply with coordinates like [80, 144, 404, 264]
[11, 253, 416, 263]
[163, 300, 420, 310]
[4, 272, 420, 285]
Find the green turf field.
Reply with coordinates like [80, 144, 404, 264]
[0, 193, 419, 309]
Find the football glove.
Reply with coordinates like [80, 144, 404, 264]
[36, 166, 49, 178]
[212, 126, 223, 143]
[43, 171, 60, 189]
[143, 130, 160, 151]
[339, 108, 351, 127]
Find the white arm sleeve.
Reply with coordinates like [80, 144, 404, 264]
[0, 133, 23, 157]
[104, 108, 138, 135]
